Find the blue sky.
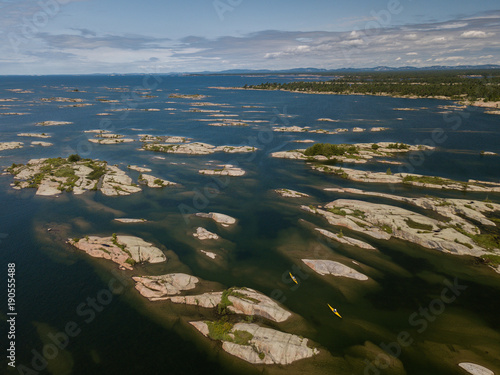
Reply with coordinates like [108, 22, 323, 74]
[1, 0, 499, 74]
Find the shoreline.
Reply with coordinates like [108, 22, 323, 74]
[221, 86, 500, 111]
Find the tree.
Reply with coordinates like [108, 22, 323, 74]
[67, 154, 81, 162]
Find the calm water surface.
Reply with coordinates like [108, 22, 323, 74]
[0, 75, 499, 375]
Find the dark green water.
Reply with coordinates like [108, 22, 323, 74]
[0, 75, 499, 375]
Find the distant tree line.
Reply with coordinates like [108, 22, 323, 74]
[244, 70, 500, 102]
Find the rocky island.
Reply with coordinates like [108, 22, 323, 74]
[138, 173, 177, 188]
[193, 227, 219, 240]
[88, 133, 135, 144]
[316, 165, 500, 192]
[302, 259, 369, 280]
[68, 234, 166, 270]
[5, 154, 142, 196]
[167, 287, 292, 322]
[302, 197, 500, 266]
[0, 142, 23, 151]
[142, 142, 256, 155]
[133, 273, 199, 299]
[271, 142, 433, 164]
[195, 212, 236, 226]
[275, 188, 310, 198]
[36, 121, 73, 126]
[198, 164, 245, 176]
[190, 321, 319, 365]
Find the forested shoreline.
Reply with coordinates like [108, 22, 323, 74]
[244, 70, 500, 102]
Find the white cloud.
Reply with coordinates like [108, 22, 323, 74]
[460, 30, 494, 38]
[2, 10, 500, 73]
[415, 36, 448, 45]
[403, 34, 418, 40]
[340, 38, 364, 46]
[427, 22, 469, 30]
[434, 56, 465, 62]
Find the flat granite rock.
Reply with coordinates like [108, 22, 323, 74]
[168, 287, 291, 323]
[193, 227, 219, 240]
[127, 165, 152, 173]
[315, 228, 376, 250]
[190, 321, 319, 365]
[133, 273, 199, 299]
[302, 259, 369, 280]
[31, 141, 53, 147]
[198, 164, 245, 176]
[458, 363, 494, 375]
[195, 212, 236, 226]
[275, 188, 309, 198]
[0, 142, 23, 151]
[114, 218, 147, 223]
[68, 235, 166, 270]
[6, 158, 142, 197]
[138, 173, 177, 188]
[200, 250, 217, 259]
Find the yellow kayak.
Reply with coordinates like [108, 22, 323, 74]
[289, 272, 298, 284]
[328, 303, 342, 318]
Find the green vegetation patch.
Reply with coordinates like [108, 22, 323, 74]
[304, 143, 358, 158]
[153, 178, 164, 186]
[44, 157, 69, 169]
[481, 254, 500, 266]
[402, 175, 452, 186]
[53, 166, 76, 178]
[454, 239, 473, 249]
[328, 207, 347, 216]
[143, 144, 177, 153]
[245, 71, 500, 102]
[218, 289, 233, 315]
[381, 224, 393, 234]
[453, 225, 500, 250]
[233, 330, 254, 346]
[351, 209, 366, 219]
[206, 319, 234, 342]
[229, 291, 260, 304]
[333, 168, 349, 179]
[111, 233, 133, 258]
[67, 154, 81, 162]
[206, 319, 254, 346]
[387, 143, 409, 150]
[217, 288, 261, 315]
[125, 258, 136, 266]
[405, 218, 434, 231]
[86, 163, 107, 180]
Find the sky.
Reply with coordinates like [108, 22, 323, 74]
[0, 0, 499, 74]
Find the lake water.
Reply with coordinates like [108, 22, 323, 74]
[0, 75, 499, 375]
